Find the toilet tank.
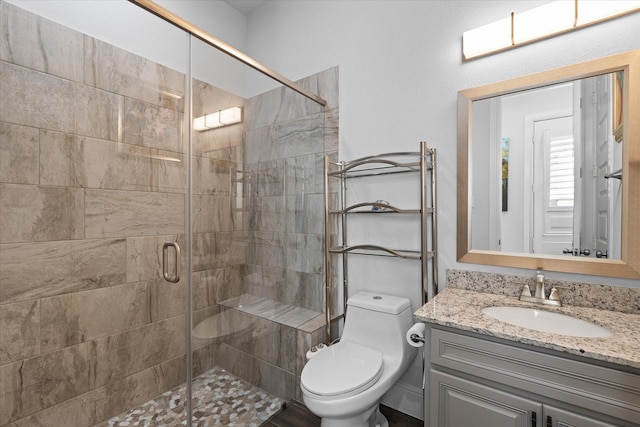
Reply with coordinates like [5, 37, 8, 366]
[340, 292, 414, 359]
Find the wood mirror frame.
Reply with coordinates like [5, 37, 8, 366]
[457, 49, 640, 279]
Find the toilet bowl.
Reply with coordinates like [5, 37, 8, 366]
[300, 292, 417, 427]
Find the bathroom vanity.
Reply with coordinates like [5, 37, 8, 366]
[438, 47, 640, 427]
[415, 285, 640, 427]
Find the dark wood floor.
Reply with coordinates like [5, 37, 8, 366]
[264, 401, 423, 427]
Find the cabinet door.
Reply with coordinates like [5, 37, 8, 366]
[431, 370, 542, 427]
[544, 405, 620, 427]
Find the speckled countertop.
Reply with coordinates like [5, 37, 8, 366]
[414, 286, 640, 369]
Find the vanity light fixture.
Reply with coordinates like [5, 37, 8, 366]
[462, 0, 640, 60]
[193, 106, 242, 131]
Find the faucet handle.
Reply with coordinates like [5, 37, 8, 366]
[548, 286, 561, 302]
[520, 284, 532, 297]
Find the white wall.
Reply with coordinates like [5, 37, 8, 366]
[243, 1, 640, 418]
[245, 1, 640, 291]
[471, 99, 494, 250]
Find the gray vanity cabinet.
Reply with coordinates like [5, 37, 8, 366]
[431, 371, 619, 427]
[430, 370, 541, 426]
[544, 406, 620, 427]
[425, 326, 640, 427]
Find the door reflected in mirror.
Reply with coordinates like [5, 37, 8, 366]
[457, 49, 640, 279]
[471, 74, 622, 260]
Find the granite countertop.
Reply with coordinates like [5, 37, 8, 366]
[414, 287, 640, 369]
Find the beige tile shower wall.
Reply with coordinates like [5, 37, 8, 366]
[189, 78, 246, 379]
[214, 67, 339, 401]
[243, 67, 339, 314]
[0, 3, 189, 426]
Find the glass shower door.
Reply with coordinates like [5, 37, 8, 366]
[0, 1, 191, 425]
[0, 2, 331, 425]
[188, 37, 283, 426]
[188, 33, 331, 425]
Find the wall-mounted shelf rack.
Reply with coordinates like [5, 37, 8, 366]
[323, 142, 438, 338]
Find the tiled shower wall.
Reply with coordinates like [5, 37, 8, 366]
[190, 68, 339, 400]
[222, 68, 339, 399]
[0, 1, 339, 425]
[0, 2, 190, 426]
[244, 69, 339, 313]
[190, 76, 246, 361]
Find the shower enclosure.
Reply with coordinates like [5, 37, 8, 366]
[0, 1, 338, 425]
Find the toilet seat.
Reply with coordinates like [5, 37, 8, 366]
[301, 341, 384, 397]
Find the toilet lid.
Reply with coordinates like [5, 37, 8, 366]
[301, 341, 383, 397]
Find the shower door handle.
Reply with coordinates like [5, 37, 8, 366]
[163, 242, 181, 283]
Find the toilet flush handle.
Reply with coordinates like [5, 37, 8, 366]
[409, 334, 425, 344]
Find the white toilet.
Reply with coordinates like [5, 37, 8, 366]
[300, 292, 417, 427]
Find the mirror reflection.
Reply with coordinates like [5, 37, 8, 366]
[471, 73, 622, 260]
[458, 49, 640, 279]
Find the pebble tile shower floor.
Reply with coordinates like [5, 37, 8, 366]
[104, 367, 284, 427]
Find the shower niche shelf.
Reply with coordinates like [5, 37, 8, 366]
[324, 141, 438, 333]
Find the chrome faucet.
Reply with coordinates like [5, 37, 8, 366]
[519, 270, 562, 306]
[534, 271, 545, 299]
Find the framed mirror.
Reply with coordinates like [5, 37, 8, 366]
[458, 49, 640, 279]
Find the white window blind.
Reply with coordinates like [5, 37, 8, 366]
[547, 136, 575, 208]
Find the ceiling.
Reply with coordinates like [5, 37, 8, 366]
[224, 0, 269, 16]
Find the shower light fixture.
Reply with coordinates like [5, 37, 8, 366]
[462, 0, 640, 60]
[193, 106, 242, 131]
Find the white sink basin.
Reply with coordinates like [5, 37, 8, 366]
[482, 306, 613, 338]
